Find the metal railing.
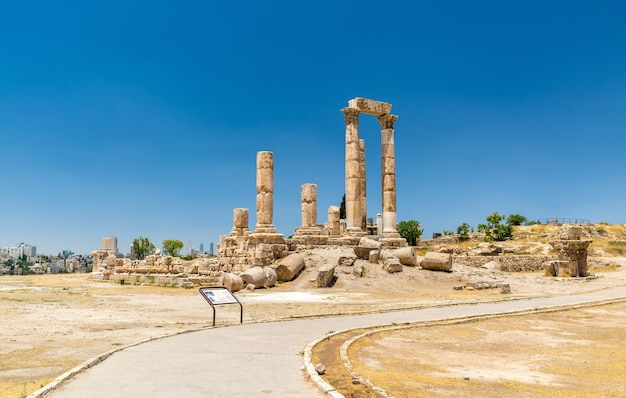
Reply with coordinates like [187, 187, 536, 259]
[538, 218, 591, 225]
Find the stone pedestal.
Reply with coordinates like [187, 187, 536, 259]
[548, 225, 590, 277]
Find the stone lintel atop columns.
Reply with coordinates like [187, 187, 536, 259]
[348, 98, 392, 116]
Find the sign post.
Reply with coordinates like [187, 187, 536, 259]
[199, 286, 243, 326]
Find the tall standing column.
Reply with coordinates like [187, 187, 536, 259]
[342, 107, 363, 236]
[378, 114, 402, 240]
[358, 138, 367, 232]
[254, 151, 276, 234]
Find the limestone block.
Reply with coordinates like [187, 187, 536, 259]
[388, 247, 417, 266]
[338, 256, 356, 266]
[233, 208, 249, 229]
[359, 237, 382, 248]
[275, 253, 305, 282]
[420, 252, 452, 272]
[263, 267, 277, 288]
[317, 264, 336, 288]
[354, 247, 378, 260]
[369, 251, 380, 264]
[353, 262, 364, 277]
[560, 225, 583, 240]
[221, 273, 244, 292]
[241, 266, 267, 289]
[348, 98, 392, 116]
[382, 256, 403, 273]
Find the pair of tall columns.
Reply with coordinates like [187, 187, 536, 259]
[342, 106, 401, 240]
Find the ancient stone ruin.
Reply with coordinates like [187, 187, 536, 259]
[218, 97, 407, 273]
[92, 97, 413, 288]
[546, 225, 591, 277]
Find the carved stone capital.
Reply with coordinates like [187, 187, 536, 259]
[377, 114, 398, 130]
[341, 107, 361, 125]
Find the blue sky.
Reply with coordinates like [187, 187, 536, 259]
[1, 1, 625, 255]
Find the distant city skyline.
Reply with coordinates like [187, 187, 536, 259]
[2, 1, 625, 255]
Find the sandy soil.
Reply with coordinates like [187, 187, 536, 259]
[1, 246, 626, 398]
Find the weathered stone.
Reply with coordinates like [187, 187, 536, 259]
[353, 247, 375, 260]
[315, 364, 326, 375]
[560, 225, 583, 240]
[482, 260, 502, 271]
[473, 243, 501, 256]
[420, 252, 452, 272]
[221, 273, 244, 292]
[353, 262, 364, 277]
[317, 264, 336, 287]
[275, 253, 305, 282]
[359, 237, 382, 248]
[369, 251, 380, 264]
[325, 206, 341, 237]
[382, 256, 403, 273]
[338, 256, 356, 266]
[550, 239, 591, 277]
[263, 267, 277, 288]
[241, 266, 267, 289]
[388, 246, 417, 266]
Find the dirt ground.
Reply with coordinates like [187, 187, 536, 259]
[1, 245, 626, 398]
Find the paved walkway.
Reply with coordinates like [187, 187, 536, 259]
[37, 286, 626, 398]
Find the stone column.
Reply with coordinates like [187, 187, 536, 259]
[342, 107, 364, 236]
[301, 184, 317, 227]
[377, 114, 402, 241]
[358, 138, 367, 232]
[254, 151, 276, 234]
[325, 205, 341, 237]
[296, 183, 322, 236]
[232, 208, 249, 236]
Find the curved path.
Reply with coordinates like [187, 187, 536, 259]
[35, 286, 626, 398]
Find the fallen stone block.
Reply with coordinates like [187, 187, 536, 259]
[263, 267, 277, 288]
[317, 264, 336, 287]
[388, 246, 417, 266]
[275, 253, 305, 282]
[420, 252, 452, 272]
[241, 266, 267, 289]
[221, 273, 244, 292]
[353, 262, 364, 277]
[338, 255, 356, 266]
[382, 256, 403, 273]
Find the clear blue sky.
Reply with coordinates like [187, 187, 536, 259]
[2, 1, 625, 255]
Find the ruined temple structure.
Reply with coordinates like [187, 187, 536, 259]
[218, 97, 407, 271]
[341, 98, 407, 247]
[218, 152, 289, 271]
[546, 225, 591, 277]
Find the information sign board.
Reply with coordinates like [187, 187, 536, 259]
[199, 286, 242, 326]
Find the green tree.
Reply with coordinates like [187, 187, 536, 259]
[506, 214, 527, 226]
[457, 222, 470, 241]
[339, 194, 346, 220]
[396, 220, 423, 246]
[478, 212, 513, 242]
[131, 237, 155, 260]
[162, 239, 184, 257]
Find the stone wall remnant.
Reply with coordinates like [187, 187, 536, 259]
[548, 225, 591, 277]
